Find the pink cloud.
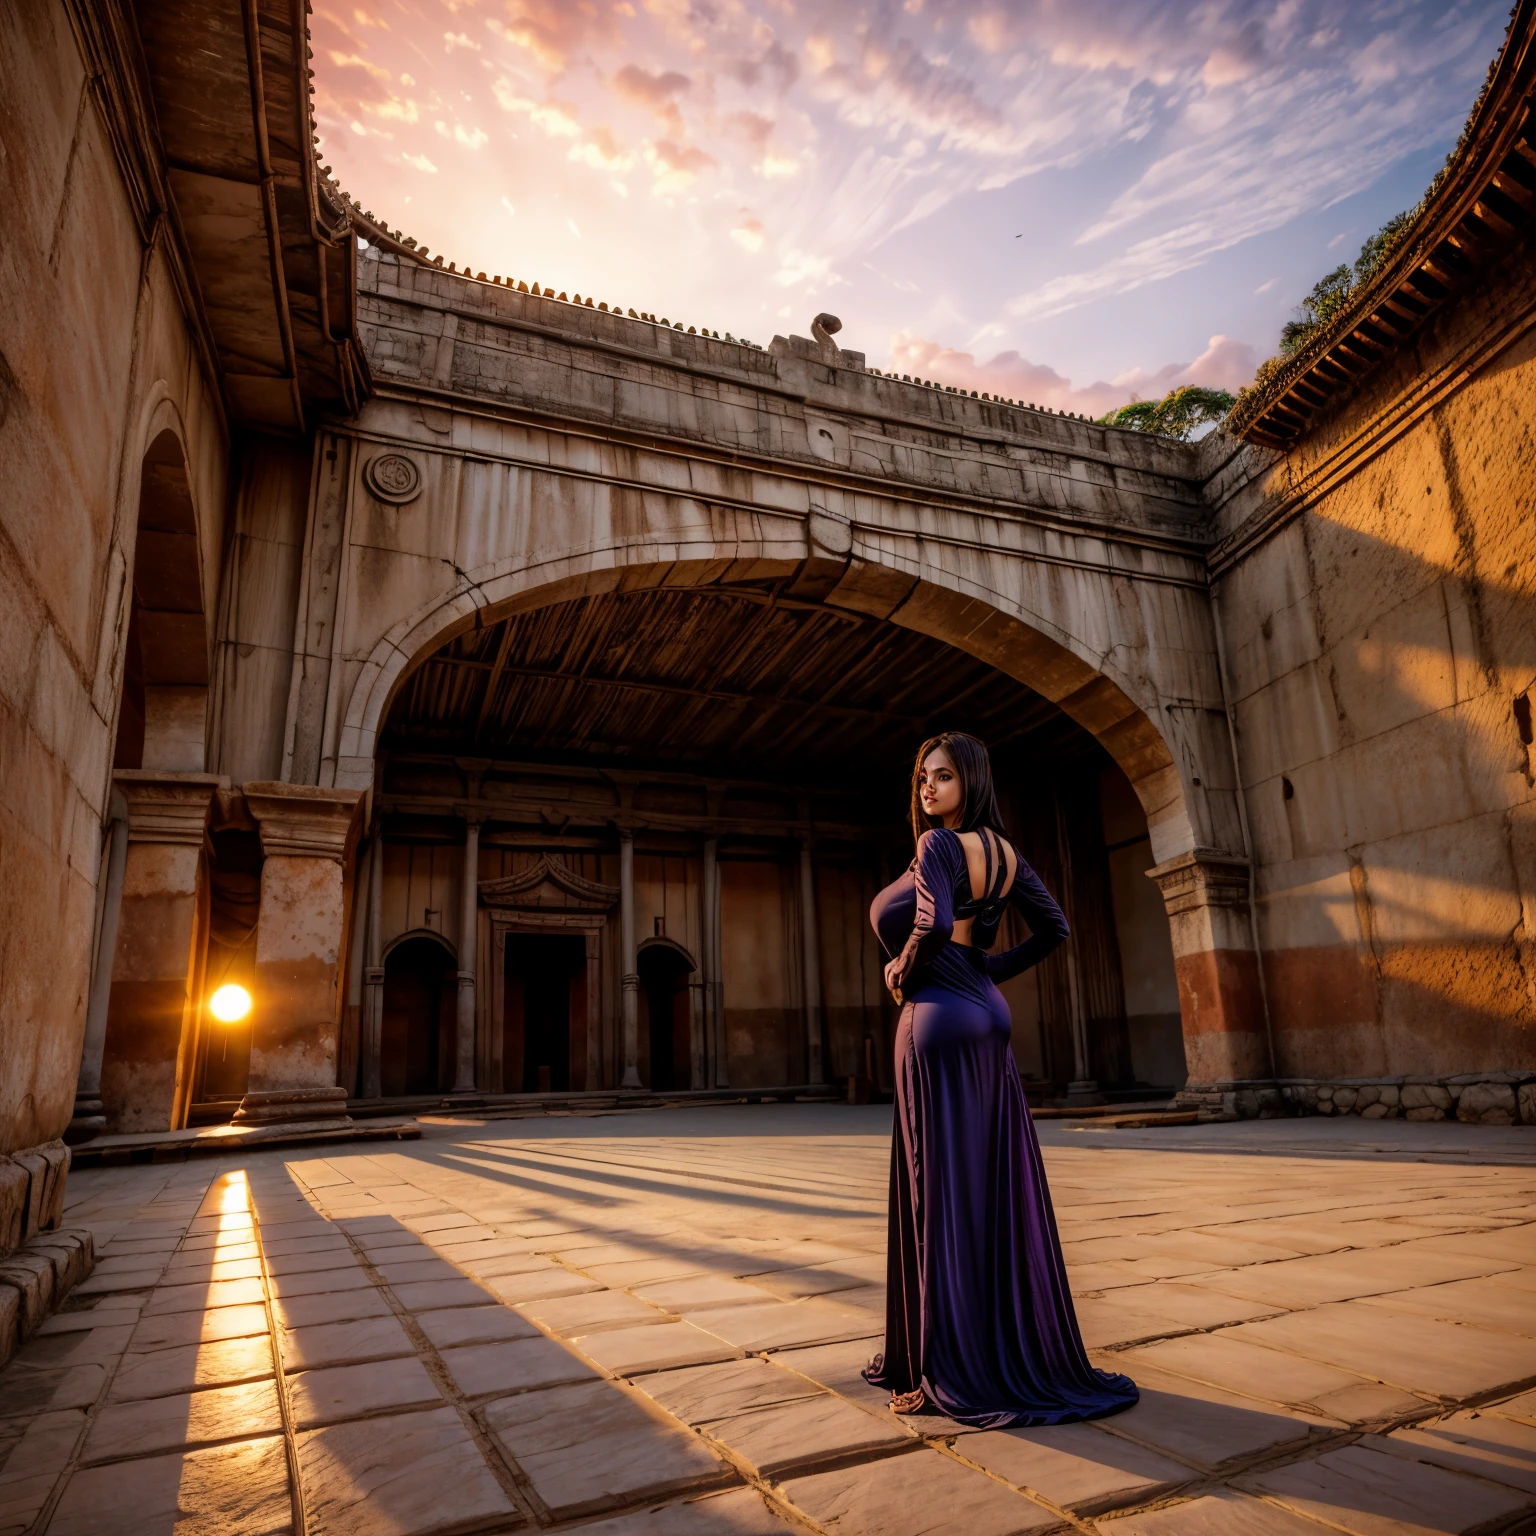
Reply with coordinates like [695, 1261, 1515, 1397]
[886, 330, 1257, 415]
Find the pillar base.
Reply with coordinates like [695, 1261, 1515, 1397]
[65, 1098, 106, 1145]
[233, 1088, 353, 1128]
[1063, 1080, 1106, 1107]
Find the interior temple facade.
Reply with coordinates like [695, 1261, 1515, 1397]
[183, 582, 1185, 1123]
[1, 0, 1532, 1267]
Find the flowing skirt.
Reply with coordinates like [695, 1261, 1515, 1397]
[863, 944, 1137, 1427]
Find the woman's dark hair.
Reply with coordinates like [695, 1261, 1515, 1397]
[909, 732, 1007, 844]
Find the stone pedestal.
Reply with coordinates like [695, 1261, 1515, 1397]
[98, 771, 224, 1133]
[1147, 848, 1270, 1086]
[241, 783, 363, 1116]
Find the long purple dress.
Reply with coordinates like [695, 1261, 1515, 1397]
[863, 826, 1137, 1428]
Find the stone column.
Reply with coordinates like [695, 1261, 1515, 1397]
[619, 831, 641, 1088]
[799, 841, 825, 1085]
[703, 838, 727, 1088]
[238, 783, 363, 1127]
[69, 796, 129, 1140]
[360, 829, 385, 1101]
[453, 815, 482, 1093]
[1148, 849, 1270, 1089]
[98, 771, 224, 1134]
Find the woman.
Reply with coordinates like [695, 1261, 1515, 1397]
[863, 732, 1137, 1428]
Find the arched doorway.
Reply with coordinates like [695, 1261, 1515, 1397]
[504, 933, 585, 1092]
[639, 941, 694, 1091]
[90, 426, 216, 1135]
[369, 581, 1187, 1100]
[381, 934, 454, 1095]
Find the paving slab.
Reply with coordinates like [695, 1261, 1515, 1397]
[48, 1433, 293, 1536]
[141, 1277, 267, 1314]
[298, 1404, 518, 1536]
[483, 1268, 602, 1305]
[1092, 1361, 1322, 1471]
[1377, 1414, 1536, 1495]
[390, 1276, 496, 1311]
[1098, 1488, 1343, 1533]
[690, 1299, 880, 1353]
[109, 1334, 274, 1400]
[287, 1356, 443, 1428]
[634, 1276, 778, 1312]
[0, 1408, 85, 1533]
[439, 1334, 599, 1396]
[484, 1378, 733, 1519]
[1225, 1300, 1536, 1400]
[1238, 1441, 1530, 1534]
[274, 1286, 393, 1330]
[576, 1320, 742, 1376]
[632, 1358, 823, 1424]
[960, 1422, 1193, 1515]
[1491, 1389, 1536, 1426]
[84, 1378, 284, 1463]
[127, 1303, 269, 1353]
[1119, 1333, 1425, 1424]
[372, 1256, 464, 1285]
[415, 1304, 540, 1350]
[1201, 1246, 1516, 1309]
[780, 1445, 1060, 1535]
[705, 1393, 908, 1476]
[268, 1264, 373, 1299]
[279, 1315, 415, 1370]
[521, 1288, 670, 1336]
[1358, 1276, 1536, 1336]
[572, 1485, 794, 1534]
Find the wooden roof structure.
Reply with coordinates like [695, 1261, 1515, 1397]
[1229, 0, 1536, 448]
[381, 585, 1094, 792]
[73, 0, 370, 433]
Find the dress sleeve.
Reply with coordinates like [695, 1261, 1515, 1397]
[986, 848, 1070, 983]
[882, 829, 962, 996]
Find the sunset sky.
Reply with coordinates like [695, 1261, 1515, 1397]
[313, 0, 1508, 414]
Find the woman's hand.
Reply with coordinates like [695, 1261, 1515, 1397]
[883, 959, 904, 1005]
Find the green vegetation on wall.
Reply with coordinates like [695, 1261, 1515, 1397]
[1097, 385, 1236, 441]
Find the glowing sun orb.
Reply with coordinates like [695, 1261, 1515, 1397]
[209, 984, 252, 1024]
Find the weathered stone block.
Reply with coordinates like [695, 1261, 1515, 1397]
[1360, 1103, 1389, 1119]
[1405, 1106, 1445, 1121]
[1457, 1083, 1516, 1125]
[1519, 1083, 1536, 1125]
[1378, 1085, 1400, 1107]
[0, 1250, 56, 1334]
[0, 1156, 27, 1254]
[1333, 1087, 1358, 1112]
[0, 1281, 20, 1365]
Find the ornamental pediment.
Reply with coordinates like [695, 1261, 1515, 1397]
[478, 856, 619, 911]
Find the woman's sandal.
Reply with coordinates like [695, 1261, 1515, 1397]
[889, 1387, 926, 1415]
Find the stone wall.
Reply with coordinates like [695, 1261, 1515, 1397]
[0, 3, 226, 1184]
[1207, 236, 1536, 1085]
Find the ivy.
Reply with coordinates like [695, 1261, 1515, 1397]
[1098, 384, 1237, 441]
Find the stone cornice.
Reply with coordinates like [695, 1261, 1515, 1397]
[245, 782, 363, 862]
[1147, 848, 1251, 914]
[112, 770, 227, 846]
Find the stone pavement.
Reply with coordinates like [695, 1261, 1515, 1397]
[4, 1107, 1536, 1536]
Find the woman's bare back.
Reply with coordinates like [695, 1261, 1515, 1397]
[950, 829, 1017, 947]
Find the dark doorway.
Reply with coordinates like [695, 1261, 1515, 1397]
[382, 937, 453, 1095]
[639, 943, 693, 1091]
[505, 934, 585, 1093]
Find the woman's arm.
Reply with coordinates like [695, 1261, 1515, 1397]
[883, 829, 962, 997]
[986, 852, 1070, 983]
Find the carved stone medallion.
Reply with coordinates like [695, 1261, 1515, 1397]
[363, 452, 422, 504]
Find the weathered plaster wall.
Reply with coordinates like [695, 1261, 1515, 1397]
[1208, 242, 1536, 1079]
[0, 3, 225, 1157]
